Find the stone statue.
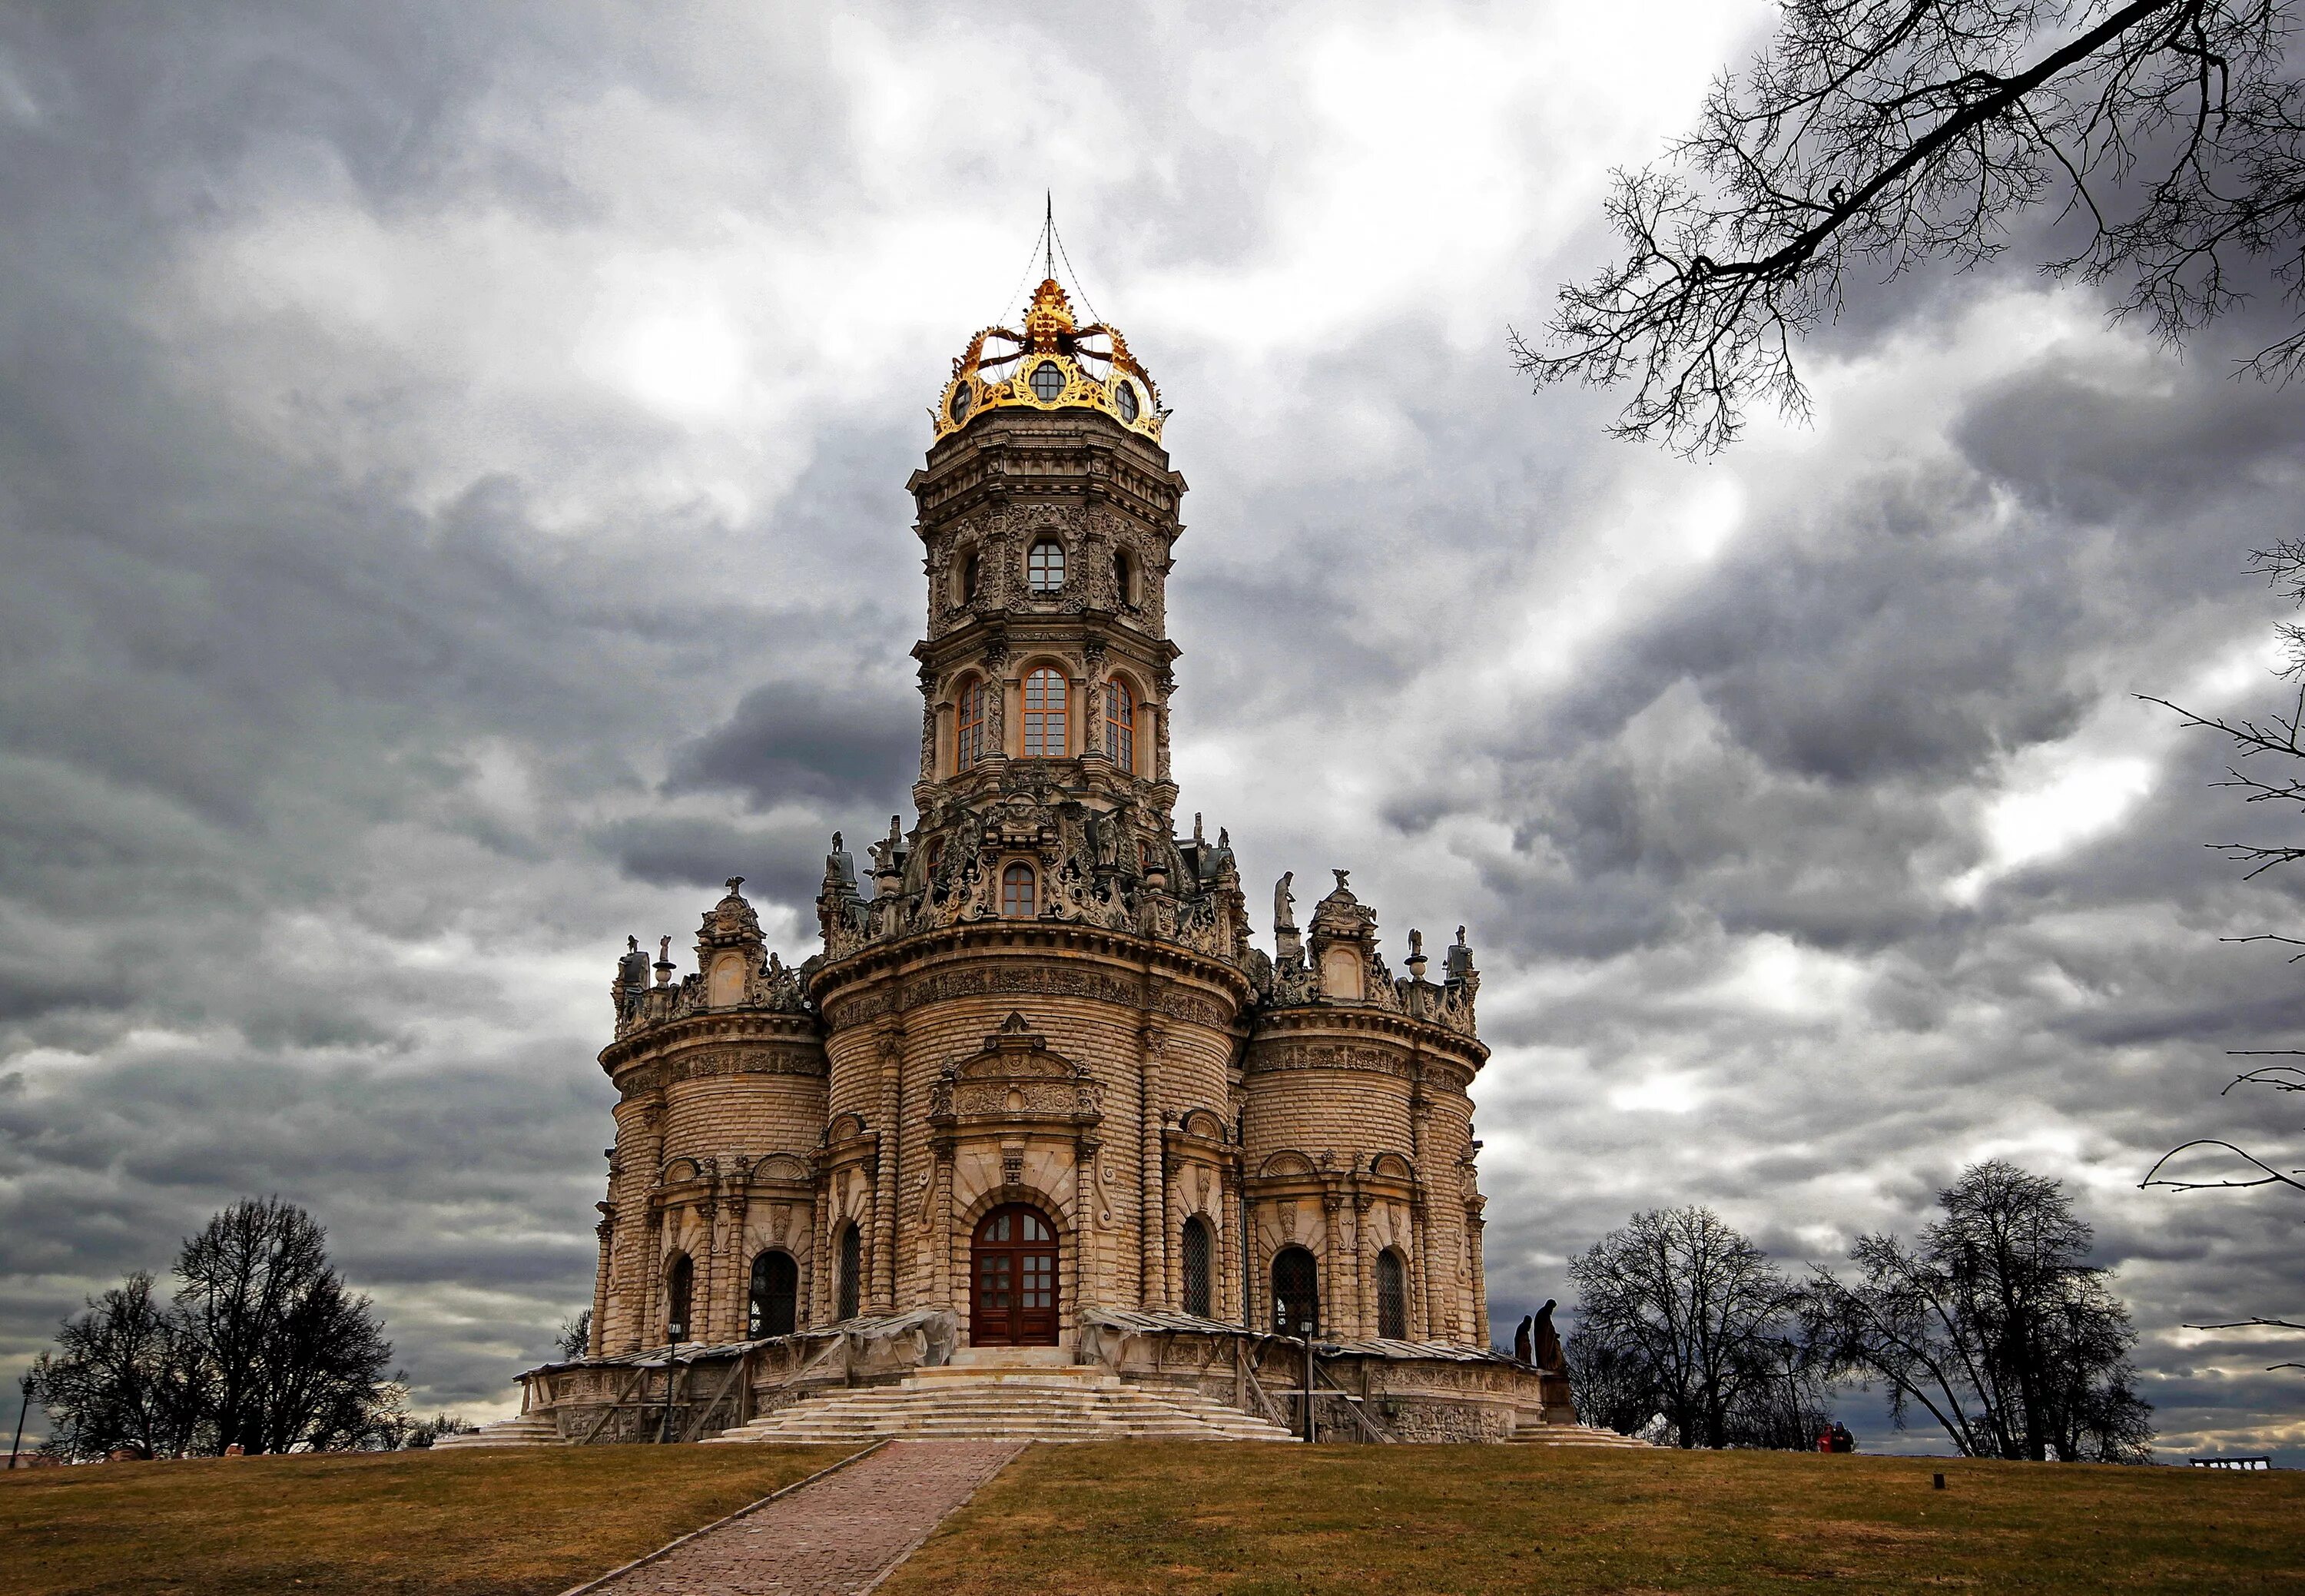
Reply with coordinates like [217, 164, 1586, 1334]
[1532, 1299, 1566, 1374]
[615, 935, 651, 1018]
[1514, 1313, 1533, 1365]
[724, 876, 745, 897]
[1274, 871, 1295, 931]
[1408, 928, 1424, 962]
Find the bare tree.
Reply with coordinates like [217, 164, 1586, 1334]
[1567, 1206, 1818, 1448]
[557, 1309, 592, 1362]
[2141, 539, 2305, 1353]
[1810, 1160, 2153, 1460]
[170, 1196, 396, 1454]
[30, 1272, 199, 1460]
[1517, 0, 2305, 453]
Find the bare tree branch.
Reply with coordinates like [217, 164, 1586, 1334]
[1524, 1, 2305, 453]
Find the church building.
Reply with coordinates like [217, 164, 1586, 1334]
[497, 272, 1575, 1446]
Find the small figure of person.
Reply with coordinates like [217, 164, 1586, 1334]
[1829, 1421, 1856, 1454]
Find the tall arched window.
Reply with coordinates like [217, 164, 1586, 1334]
[1181, 1217, 1213, 1318]
[665, 1253, 694, 1343]
[1001, 861, 1036, 918]
[836, 1222, 861, 1322]
[1113, 549, 1135, 605]
[1026, 539, 1065, 593]
[956, 678, 989, 769]
[1022, 668, 1066, 757]
[957, 549, 980, 603]
[1376, 1248, 1409, 1340]
[748, 1249, 798, 1339]
[1103, 679, 1134, 771]
[1272, 1246, 1319, 1336]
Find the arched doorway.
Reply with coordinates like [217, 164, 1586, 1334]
[748, 1249, 798, 1339]
[971, 1203, 1059, 1345]
[1272, 1245, 1318, 1336]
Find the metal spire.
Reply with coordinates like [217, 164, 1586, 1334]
[1044, 191, 1054, 280]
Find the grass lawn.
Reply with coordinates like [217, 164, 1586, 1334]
[884, 1443, 2305, 1595]
[0, 1443, 854, 1596]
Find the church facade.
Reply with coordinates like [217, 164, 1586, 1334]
[523, 277, 1567, 1442]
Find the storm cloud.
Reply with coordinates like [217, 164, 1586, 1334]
[2, 0, 2303, 1460]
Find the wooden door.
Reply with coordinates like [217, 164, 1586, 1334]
[971, 1204, 1059, 1345]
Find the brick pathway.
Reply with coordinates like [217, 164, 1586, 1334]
[583, 1440, 1023, 1596]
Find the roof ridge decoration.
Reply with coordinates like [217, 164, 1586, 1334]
[934, 277, 1166, 443]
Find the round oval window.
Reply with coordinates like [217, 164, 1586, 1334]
[1030, 360, 1065, 402]
[949, 383, 972, 422]
[1115, 380, 1139, 423]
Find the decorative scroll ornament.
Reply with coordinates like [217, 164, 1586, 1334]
[933, 278, 1166, 443]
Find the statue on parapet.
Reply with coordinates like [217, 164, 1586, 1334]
[1273, 870, 1295, 931]
[1532, 1299, 1566, 1374]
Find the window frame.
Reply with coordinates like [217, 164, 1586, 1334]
[1000, 861, 1037, 918]
[836, 1223, 861, 1322]
[1181, 1216, 1213, 1319]
[1026, 539, 1066, 595]
[956, 676, 989, 771]
[1375, 1247, 1409, 1341]
[1103, 678, 1134, 771]
[1021, 666, 1067, 758]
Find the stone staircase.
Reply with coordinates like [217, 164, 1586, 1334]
[705, 1354, 1297, 1445]
[1509, 1422, 1653, 1449]
[429, 1415, 565, 1449]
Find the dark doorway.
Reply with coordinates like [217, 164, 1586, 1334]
[837, 1222, 861, 1321]
[749, 1249, 798, 1338]
[665, 1253, 694, 1343]
[972, 1203, 1059, 1345]
[1181, 1217, 1213, 1318]
[1376, 1248, 1408, 1340]
[1272, 1245, 1318, 1336]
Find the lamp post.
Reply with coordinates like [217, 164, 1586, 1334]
[8, 1372, 32, 1469]
[1301, 1325, 1316, 1445]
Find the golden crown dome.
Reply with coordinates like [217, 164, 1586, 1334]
[934, 278, 1165, 442]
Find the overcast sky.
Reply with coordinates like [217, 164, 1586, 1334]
[4, 0, 2303, 1459]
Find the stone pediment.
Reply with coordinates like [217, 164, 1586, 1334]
[930, 1012, 1101, 1123]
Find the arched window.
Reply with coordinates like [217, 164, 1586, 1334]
[956, 549, 980, 605]
[748, 1249, 798, 1339]
[1181, 1217, 1213, 1318]
[1023, 667, 1066, 757]
[1114, 549, 1135, 605]
[1001, 861, 1036, 918]
[665, 1253, 694, 1343]
[1376, 1249, 1409, 1340]
[1272, 1246, 1319, 1336]
[1026, 539, 1065, 594]
[836, 1222, 861, 1322]
[1103, 679, 1134, 771]
[956, 678, 989, 769]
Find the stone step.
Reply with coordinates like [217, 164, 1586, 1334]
[430, 1416, 565, 1449]
[1510, 1425, 1653, 1448]
[704, 1369, 1296, 1445]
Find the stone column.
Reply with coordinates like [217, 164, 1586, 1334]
[1319, 1186, 1344, 1336]
[721, 1190, 749, 1340]
[872, 1029, 902, 1313]
[589, 1213, 613, 1356]
[1138, 1021, 1166, 1308]
[1467, 1203, 1489, 1348]
[933, 1142, 956, 1311]
[1073, 1137, 1101, 1312]
[1353, 1192, 1375, 1339]
[1410, 1193, 1434, 1342]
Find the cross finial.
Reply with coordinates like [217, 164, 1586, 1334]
[1045, 191, 1054, 280]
